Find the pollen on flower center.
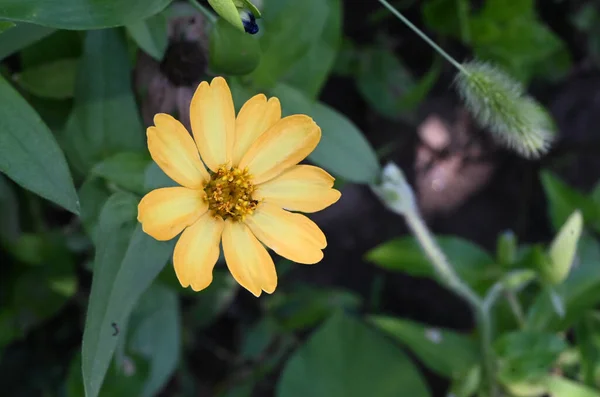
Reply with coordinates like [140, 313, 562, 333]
[204, 166, 258, 221]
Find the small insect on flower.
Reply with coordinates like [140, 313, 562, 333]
[138, 77, 341, 297]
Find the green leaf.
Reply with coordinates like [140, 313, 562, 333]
[81, 193, 175, 397]
[276, 312, 431, 397]
[283, 0, 341, 99]
[369, 315, 479, 378]
[540, 171, 600, 233]
[0, 0, 174, 30]
[271, 83, 380, 183]
[0, 74, 79, 214]
[144, 161, 178, 191]
[20, 30, 82, 68]
[366, 236, 500, 293]
[422, 0, 462, 38]
[0, 22, 54, 61]
[208, 0, 245, 32]
[64, 29, 144, 174]
[129, 284, 180, 397]
[78, 177, 111, 243]
[527, 236, 600, 331]
[575, 314, 600, 387]
[92, 152, 151, 196]
[251, 0, 331, 89]
[126, 13, 168, 61]
[15, 58, 78, 99]
[494, 330, 567, 384]
[268, 287, 362, 331]
[0, 174, 19, 243]
[543, 375, 600, 397]
[209, 17, 261, 75]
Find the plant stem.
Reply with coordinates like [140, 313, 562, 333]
[376, 0, 469, 75]
[187, 0, 217, 24]
[404, 211, 497, 396]
[505, 291, 526, 328]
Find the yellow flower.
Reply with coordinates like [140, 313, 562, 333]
[138, 77, 341, 296]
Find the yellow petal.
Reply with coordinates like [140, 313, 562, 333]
[138, 187, 208, 241]
[148, 113, 210, 189]
[255, 165, 341, 213]
[232, 94, 281, 166]
[238, 115, 321, 184]
[245, 203, 326, 264]
[222, 220, 277, 296]
[173, 213, 224, 291]
[190, 77, 235, 172]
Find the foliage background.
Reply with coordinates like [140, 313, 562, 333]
[1, 0, 600, 396]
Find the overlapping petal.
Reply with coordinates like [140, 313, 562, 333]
[148, 113, 210, 188]
[222, 220, 277, 296]
[138, 187, 208, 241]
[255, 165, 341, 213]
[190, 77, 236, 172]
[238, 115, 321, 184]
[173, 213, 224, 291]
[245, 203, 326, 264]
[233, 94, 281, 166]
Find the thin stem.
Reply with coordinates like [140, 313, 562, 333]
[376, 0, 469, 75]
[505, 291, 526, 328]
[404, 211, 497, 396]
[187, 0, 217, 24]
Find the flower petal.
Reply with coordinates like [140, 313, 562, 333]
[173, 213, 224, 291]
[148, 113, 210, 189]
[232, 94, 281, 166]
[238, 115, 321, 184]
[222, 220, 277, 296]
[138, 187, 208, 241]
[245, 203, 326, 264]
[190, 77, 236, 172]
[255, 165, 341, 213]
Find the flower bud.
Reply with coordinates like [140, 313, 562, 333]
[544, 210, 583, 285]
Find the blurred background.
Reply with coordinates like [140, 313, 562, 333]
[1, 0, 600, 396]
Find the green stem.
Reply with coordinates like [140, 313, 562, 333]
[505, 291, 526, 328]
[376, 0, 469, 75]
[404, 211, 497, 396]
[187, 0, 218, 24]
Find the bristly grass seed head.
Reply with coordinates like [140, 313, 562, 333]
[455, 61, 556, 159]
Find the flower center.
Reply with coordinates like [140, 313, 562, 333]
[204, 166, 258, 221]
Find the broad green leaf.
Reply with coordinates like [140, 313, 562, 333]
[129, 284, 180, 397]
[369, 315, 479, 378]
[209, 17, 261, 75]
[366, 236, 500, 293]
[67, 352, 150, 397]
[543, 375, 600, 397]
[82, 193, 175, 397]
[527, 236, 600, 332]
[78, 177, 111, 243]
[494, 331, 567, 385]
[251, 0, 330, 89]
[65, 29, 144, 174]
[277, 312, 431, 397]
[144, 162, 178, 192]
[126, 13, 168, 61]
[0, 0, 174, 30]
[15, 58, 78, 99]
[0, 74, 79, 214]
[0, 174, 19, 243]
[540, 171, 600, 233]
[284, 0, 341, 99]
[0, 21, 14, 33]
[271, 83, 380, 183]
[92, 152, 151, 196]
[575, 314, 600, 387]
[267, 287, 362, 331]
[0, 22, 54, 60]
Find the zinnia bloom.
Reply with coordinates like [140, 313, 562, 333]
[138, 77, 341, 296]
